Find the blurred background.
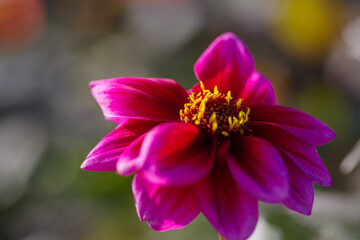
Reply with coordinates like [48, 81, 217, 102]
[0, 0, 359, 239]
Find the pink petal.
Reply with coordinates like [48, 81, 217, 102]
[250, 123, 332, 186]
[282, 155, 314, 215]
[187, 82, 200, 95]
[132, 172, 200, 231]
[81, 120, 157, 172]
[140, 122, 215, 186]
[215, 138, 231, 167]
[194, 32, 254, 99]
[117, 134, 146, 176]
[228, 136, 289, 203]
[250, 105, 336, 146]
[196, 167, 259, 240]
[90, 77, 188, 123]
[240, 71, 276, 107]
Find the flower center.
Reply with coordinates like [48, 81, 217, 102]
[180, 82, 250, 138]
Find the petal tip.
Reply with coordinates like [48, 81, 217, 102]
[318, 125, 336, 146]
[80, 160, 95, 171]
[215, 32, 248, 48]
[328, 129, 336, 142]
[218, 32, 238, 40]
[314, 171, 332, 187]
[89, 79, 103, 89]
[194, 32, 254, 98]
[287, 205, 313, 216]
[297, 205, 313, 216]
[116, 159, 135, 176]
[146, 220, 187, 232]
[321, 178, 333, 187]
[303, 209, 312, 216]
[80, 161, 88, 170]
[80, 158, 117, 172]
[318, 167, 333, 187]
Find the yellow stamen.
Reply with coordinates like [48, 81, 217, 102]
[179, 83, 250, 137]
[197, 111, 204, 121]
[197, 101, 206, 121]
[192, 96, 203, 106]
[221, 131, 229, 137]
[238, 111, 245, 124]
[236, 99, 242, 111]
[200, 81, 206, 94]
[199, 101, 206, 113]
[228, 117, 233, 129]
[184, 107, 189, 114]
[212, 121, 218, 132]
[225, 91, 232, 103]
[189, 93, 195, 102]
[245, 108, 250, 122]
[212, 86, 221, 99]
[209, 112, 217, 124]
[204, 91, 212, 100]
[180, 109, 184, 121]
[233, 116, 239, 128]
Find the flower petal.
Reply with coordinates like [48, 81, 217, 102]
[228, 136, 289, 203]
[250, 105, 336, 146]
[187, 82, 200, 95]
[194, 32, 254, 99]
[282, 155, 314, 215]
[117, 134, 146, 176]
[196, 167, 259, 240]
[132, 172, 200, 231]
[250, 123, 332, 186]
[90, 77, 188, 123]
[240, 71, 276, 107]
[81, 120, 157, 172]
[140, 122, 215, 186]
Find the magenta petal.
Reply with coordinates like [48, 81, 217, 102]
[228, 136, 289, 203]
[187, 82, 201, 95]
[196, 168, 259, 240]
[117, 134, 146, 176]
[282, 156, 314, 215]
[81, 120, 156, 172]
[132, 172, 200, 231]
[250, 105, 336, 146]
[140, 122, 215, 186]
[240, 71, 276, 107]
[194, 32, 254, 99]
[90, 77, 188, 123]
[250, 123, 332, 186]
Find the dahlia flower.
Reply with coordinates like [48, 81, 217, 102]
[81, 32, 335, 240]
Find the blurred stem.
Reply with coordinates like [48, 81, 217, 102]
[218, 233, 226, 240]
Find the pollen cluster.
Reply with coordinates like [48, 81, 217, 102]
[180, 82, 250, 138]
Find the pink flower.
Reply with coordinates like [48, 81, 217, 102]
[81, 32, 335, 240]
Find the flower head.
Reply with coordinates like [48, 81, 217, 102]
[81, 32, 335, 240]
